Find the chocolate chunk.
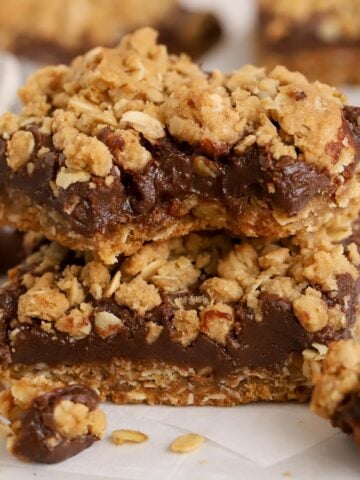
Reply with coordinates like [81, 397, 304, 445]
[11, 385, 103, 464]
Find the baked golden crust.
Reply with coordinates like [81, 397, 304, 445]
[0, 359, 311, 407]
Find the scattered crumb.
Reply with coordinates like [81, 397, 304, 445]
[170, 433, 205, 453]
[112, 429, 149, 446]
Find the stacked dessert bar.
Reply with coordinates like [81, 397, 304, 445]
[257, 0, 360, 85]
[1, 28, 360, 406]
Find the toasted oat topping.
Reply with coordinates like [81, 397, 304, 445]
[311, 340, 360, 419]
[260, 0, 360, 42]
[0, 27, 354, 189]
[5, 222, 359, 349]
[0, 0, 175, 52]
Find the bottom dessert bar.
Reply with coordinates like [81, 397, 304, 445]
[0, 223, 359, 406]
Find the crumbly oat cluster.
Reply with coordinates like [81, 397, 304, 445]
[4, 225, 358, 352]
[259, 0, 360, 41]
[0, 0, 175, 53]
[0, 376, 106, 463]
[1, 27, 353, 178]
[311, 340, 360, 419]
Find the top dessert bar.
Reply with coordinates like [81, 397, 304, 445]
[0, 0, 220, 63]
[258, 0, 360, 84]
[1, 28, 360, 263]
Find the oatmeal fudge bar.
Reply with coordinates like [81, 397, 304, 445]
[0, 377, 106, 463]
[1, 29, 360, 264]
[257, 0, 360, 85]
[0, 0, 220, 64]
[311, 340, 360, 451]
[0, 220, 359, 407]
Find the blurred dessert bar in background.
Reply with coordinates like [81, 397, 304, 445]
[0, 0, 221, 64]
[257, 0, 360, 85]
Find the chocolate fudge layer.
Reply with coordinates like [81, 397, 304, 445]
[258, 0, 360, 84]
[0, 228, 25, 274]
[0, 219, 359, 406]
[311, 340, 360, 451]
[0, 377, 106, 463]
[0, 0, 220, 63]
[1, 29, 360, 264]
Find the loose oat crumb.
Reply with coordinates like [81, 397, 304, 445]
[6, 131, 35, 171]
[94, 310, 123, 339]
[170, 433, 205, 453]
[112, 429, 149, 446]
